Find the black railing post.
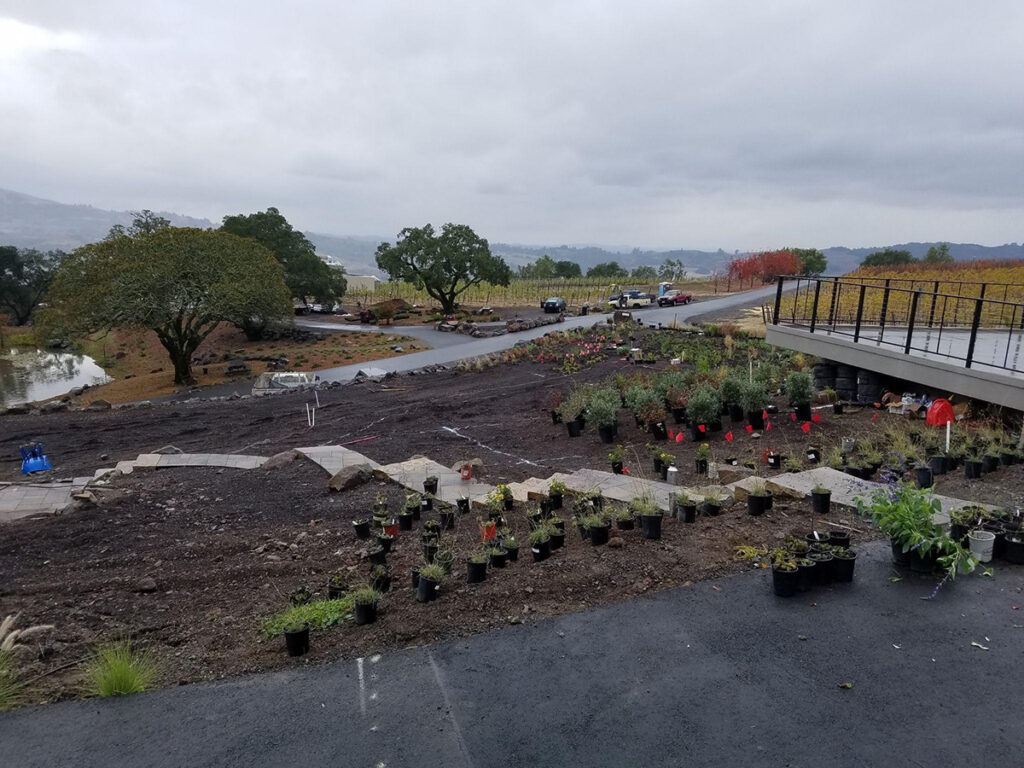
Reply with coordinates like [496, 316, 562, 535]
[853, 284, 867, 342]
[826, 277, 839, 326]
[965, 298, 985, 369]
[809, 279, 822, 332]
[927, 280, 940, 327]
[877, 279, 891, 340]
[905, 289, 921, 353]
[773, 277, 784, 325]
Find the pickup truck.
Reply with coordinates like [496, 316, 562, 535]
[657, 290, 694, 307]
[608, 290, 654, 308]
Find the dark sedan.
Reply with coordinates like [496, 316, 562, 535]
[541, 297, 567, 313]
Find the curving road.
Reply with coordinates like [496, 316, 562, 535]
[308, 284, 780, 382]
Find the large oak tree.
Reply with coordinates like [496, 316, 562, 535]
[41, 228, 292, 385]
[375, 223, 510, 315]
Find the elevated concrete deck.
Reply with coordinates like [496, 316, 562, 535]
[767, 324, 1024, 411]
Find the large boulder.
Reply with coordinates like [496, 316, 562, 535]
[86, 399, 112, 411]
[262, 449, 300, 470]
[328, 463, 374, 492]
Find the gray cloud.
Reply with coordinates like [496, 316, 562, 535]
[0, 0, 1021, 250]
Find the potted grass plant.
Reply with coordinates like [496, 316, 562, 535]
[695, 443, 710, 475]
[746, 480, 772, 516]
[529, 526, 552, 561]
[740, 379, 766, 429]
[632, 495, 663, 540]
[609, 444, 626, 474]
[466, 551, 488, 583]
[417, 563, 444, 602]
[284, 621, 310, 657]
[810, 483, 831, 515]
[701, 491, 722, 517]
[353, 586, 382, 625]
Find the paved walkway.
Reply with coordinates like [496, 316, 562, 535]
[3, 540, 1020, 768]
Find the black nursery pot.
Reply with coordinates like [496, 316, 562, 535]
[794, 403, 812, 421]
[490, 548, 509, 567]
[767, 453, 782, 470]
[982, 455, 1000, 474]
[650, 421, 668, 440]
[612, 461, 624, 475]
[616, 517, 635, 530]
[377, 534, 393, 553]
[910, 548, 937, 573]
[829, 531, 851, 549]
[327, 582, 348, 600]
[772, 566, 799, 597]
[832, 401, 844, 415]
[809, 553, 834, 585]
[352, 519, 371, 539]
[832, 552, 857, 582]
[928, 455, 946, 475]
[532, 539, 551, 561]
[671, 406, 687, 424]
[504, 544, 520, 562]
[467, 559, 488, 584]
[423, 477, 439, 495]
[422, 542, 438, 562]
[439, 511, 455, 530]
[284, 624, 310, 657]
[679, 503, 697, 523]
[1003, 535, 1024, 565]
[550, 410, 561, 425]
[701, 501, 721, 517]
[411, 505, 421, 521]
[796, 560, 815, 593]
[964, 460, 983, 479]
[457, 497, 470, 514]
[410, 567, 421, 589]
[549, 493, 564, 510]
[695, 458, 708, 476]
[729, 403, 745, 422]
[549, 530, 566, 550]
[354, 601, 377, 625]
[641, 514, 663, 540]
[417, 576, 439, 603]
[811, 491, 831, 516]
[398, 513, 414, 531]
[589, 524, 611, 546]
[598, 425, 616, 443]
[915, 467, 934, 489]
[891, 539, 910, 567]
[748, 411, 765, 429]
[368, 547, 387, 566]
[653, 457, 664, 474]
[503, 496, 514, 511]
[566, 420, 583, 438]
[372, 572, 392, 593]
[747, 493, 771, 517]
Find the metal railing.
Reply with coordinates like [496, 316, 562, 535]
[770, 275, 1024, 374]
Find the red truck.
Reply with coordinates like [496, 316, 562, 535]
[657, 289, 693, 307]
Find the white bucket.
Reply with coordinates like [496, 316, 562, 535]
[666, 466, 679, 485]
[968, 530, 995, 563]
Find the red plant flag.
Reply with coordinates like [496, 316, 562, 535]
[746, 424, 754, 434]
[668, 428, 675, 440]
[698, 424, 706, 433]
[812, 413, 822, 423]
[871, 413, 878, 421]
[762, 410, 768, 420]
[790, 413, 797, 422]
[766, 422, 772, 431]
[725, 431, 734, 442]
[801, 422, 811, 433]
[675, 433, 684, 443]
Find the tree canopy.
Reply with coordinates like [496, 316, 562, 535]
[924, 243, 953, 264]
[586, 261, 629, 279]
[631, 265, 658, 280]
[375, 223, 510, 315]
[727, 250, 803, 282]
[41, 228, 292, 385]
[657, 258, 687, 281]
[862, 248, 915, 267]
[105, 210, 171, 240]
[516, 255, 582, 279]
[220, 207, 346, 305]
[789, 247, 828, 275]
[0, 245, 63, 325]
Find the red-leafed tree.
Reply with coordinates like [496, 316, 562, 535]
[727, 250, 803, 283]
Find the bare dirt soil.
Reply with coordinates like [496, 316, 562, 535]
[0, 461, 869, 706]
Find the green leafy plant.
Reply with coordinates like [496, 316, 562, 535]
[529, 526, 551, 545]
[352, 586, 382, 606]
[738, 379, 765, 413]
[720, 374, 744, 407]
[687, 385, 720, 426]
[629, 494, 660, 517]
[263, 597, 355, 636]
[549, 480, 567, 495]
[696, 443, 710, 461]
[784, 371, 813, 407]
[85, 640, 159, 698]
[420, 563, 445, 582]
[608, 445, 626, 463]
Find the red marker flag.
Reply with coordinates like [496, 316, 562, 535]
[762, 410, 768, 420]
[812, 413, 822, 423]
[668, 428, 675, 440]
[676, 433, 684, 443]
[801, 422, 811, 433]
[746, 424, 754, 434]
[698, 424, 706, 433]
[725, 431, 734, 442]
[766, 422, 772, 431]
[872, 413, 878, 421]
[790, 413, 797, 422]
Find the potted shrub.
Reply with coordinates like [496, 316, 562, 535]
[740, 379, 766, 429]
[529, 526, 552, 561]
[284, 621, 310, 657]
[557, 388, 590, 436]
[353, 586, 382, 625]
[490, 484, 513, 511]
[981, 452, 1000, 474]
[423, 475, 439, 495]
[964, 453, 983, 479]
[673, 492, 697, 523]
[352, 517, 371, 539]
[327, 575, 348, 600]
[397, 508, 415, 531]
[721, 375, 745, 422]
[639, 400, 668, 440]
[659, 451, 675, 481]
[832, 548, 857, 582]
[467, 551, 488, 583]
[771, 556, 799, 597]
[457, 496, 471, 514]
[370, 565, 392, 593]
[406, 492, 422, 520]
[417, 563, 444, 602]
[615, 507, 635, 530]
[632, 495, 663, 540]
[438, 506, 455, 530]
[586, 390, 620, 443]
[376, 532, 394, 553]
[488, 544, 509, 567]
[810, 484, 831, 515]
[547, 522, 566, 550]
[808, 549, 834, 585]
[785, 371, 813, 421]
[695, 443, 710, 475]
[609, 445, 626, 474]
[549, 480, 567, 509]
[746, 480, 772, 516]
[649, 443, 665, 473]
[687, 385, 720, 441]
[584, 513, 611, 546]
[701, 491, 721, 517]
[501, 535, 519, 561]
[368, 544, 387, 566]
[1003, 530, 1024, 565]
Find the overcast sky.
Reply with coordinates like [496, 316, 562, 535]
[1, 1, 1022, 250]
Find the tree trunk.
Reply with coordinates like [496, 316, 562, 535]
[169, 347, 195, 386]
[240, 317, 266, 341]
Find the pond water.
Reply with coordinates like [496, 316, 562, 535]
[0, 348, 111, 406]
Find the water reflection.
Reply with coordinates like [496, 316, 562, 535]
[0, 348, 111, 406]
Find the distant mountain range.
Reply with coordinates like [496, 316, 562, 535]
[3, 187, 1022, 277]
